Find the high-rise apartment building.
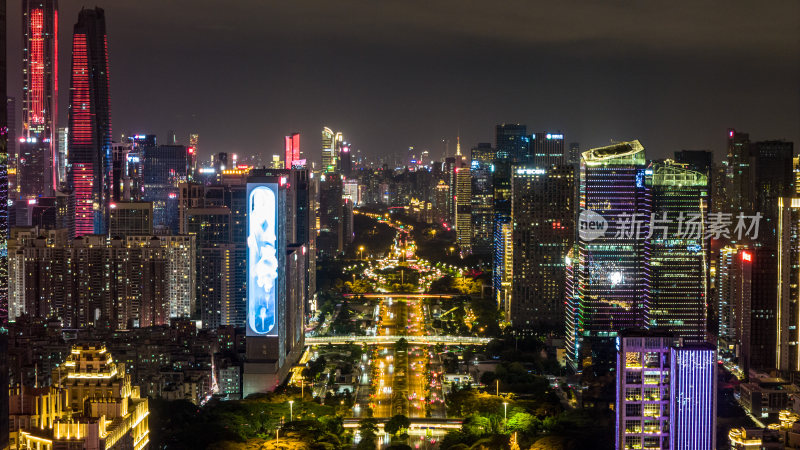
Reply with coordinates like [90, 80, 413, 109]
[109, 201, 153, 236]
[20, 0, 58, 198]
[511, 166, 575, 330]
[615, 332, 716, 450]
[492, 127, 517, 311]
[566, 141, 650, 371]
[126, 235, 196, 320]
[68, 7, 112, 236]
[20, 234, 177, 329]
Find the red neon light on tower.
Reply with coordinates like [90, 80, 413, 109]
[285, 133, 300, 169]
[30, 10, 45, 126]
[742, 251, 752, 262]
[22, 1, 59, 195]
[68, 7, 113, 235]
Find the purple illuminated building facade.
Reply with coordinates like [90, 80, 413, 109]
[670, 344, 717, 449]
[615, 332, 716, 450]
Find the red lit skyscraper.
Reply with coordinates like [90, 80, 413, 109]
[20, 0, 58, 198]
[68, 7, 112, 235]
[284, 133, 299, 169]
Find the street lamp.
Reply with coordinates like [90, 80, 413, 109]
[359, 246, 365, 261]
[289, 400, 294, 422]
[503, 402, 508, 421]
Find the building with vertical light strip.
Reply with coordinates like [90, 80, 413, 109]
[68, 7, 112, 236]
[777, 197, 800, 372]
[567, 141, 650, 371]
[20, 0, 58, 199]
[615, 332, 716, 450]
[669, 343, 717, 450]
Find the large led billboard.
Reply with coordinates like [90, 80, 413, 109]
[246, 182, 279, 336]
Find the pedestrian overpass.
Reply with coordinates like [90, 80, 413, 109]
[305, 335, 491, 346]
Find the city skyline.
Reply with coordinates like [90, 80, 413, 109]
[4, 0, 799, 162]
[4, 2, 800, 449]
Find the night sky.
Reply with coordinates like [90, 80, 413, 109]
[7, 0, 800, 163]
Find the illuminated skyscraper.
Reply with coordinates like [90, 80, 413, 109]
[1, 0, 8, 330]
[20, 0, 58, 198]
[67, 7, 112, 236]
[339, 141, 352, 175]
[493, 125, 526, 312]
[284, 132, 299, 169]
[717, 246, 752, 373]
[495, 123, 528, 161]
[143, 143, 190, 233]
[566, 141, 650, 371]
[10, 345, 150, 450]
[724, 129, 755, 214]
[511, 165, 575, 330]
[454, 165, 472, 255]
[530, 131, 565, 166]
[645, 161, 709, 341]
[470, 143, 494, 254]
[321, 127, 342, 173]
[243, 170, 305, 395]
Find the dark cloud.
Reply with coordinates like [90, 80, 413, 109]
[7, 0, 799, 163]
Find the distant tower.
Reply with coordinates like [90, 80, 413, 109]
[68, 7, 112, 235]
[20, 0, 58, 197]
[284, 132, 299, 169]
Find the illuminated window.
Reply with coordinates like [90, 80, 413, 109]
[626, 371, 642, 384]
[625, 387, 641, 400]
[643, 404, 660, 417]
[625, 420, 642, 433]
[624, 436, 642, 449]
[643, 388, 660, 401]
[626, 352, 643, 368]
